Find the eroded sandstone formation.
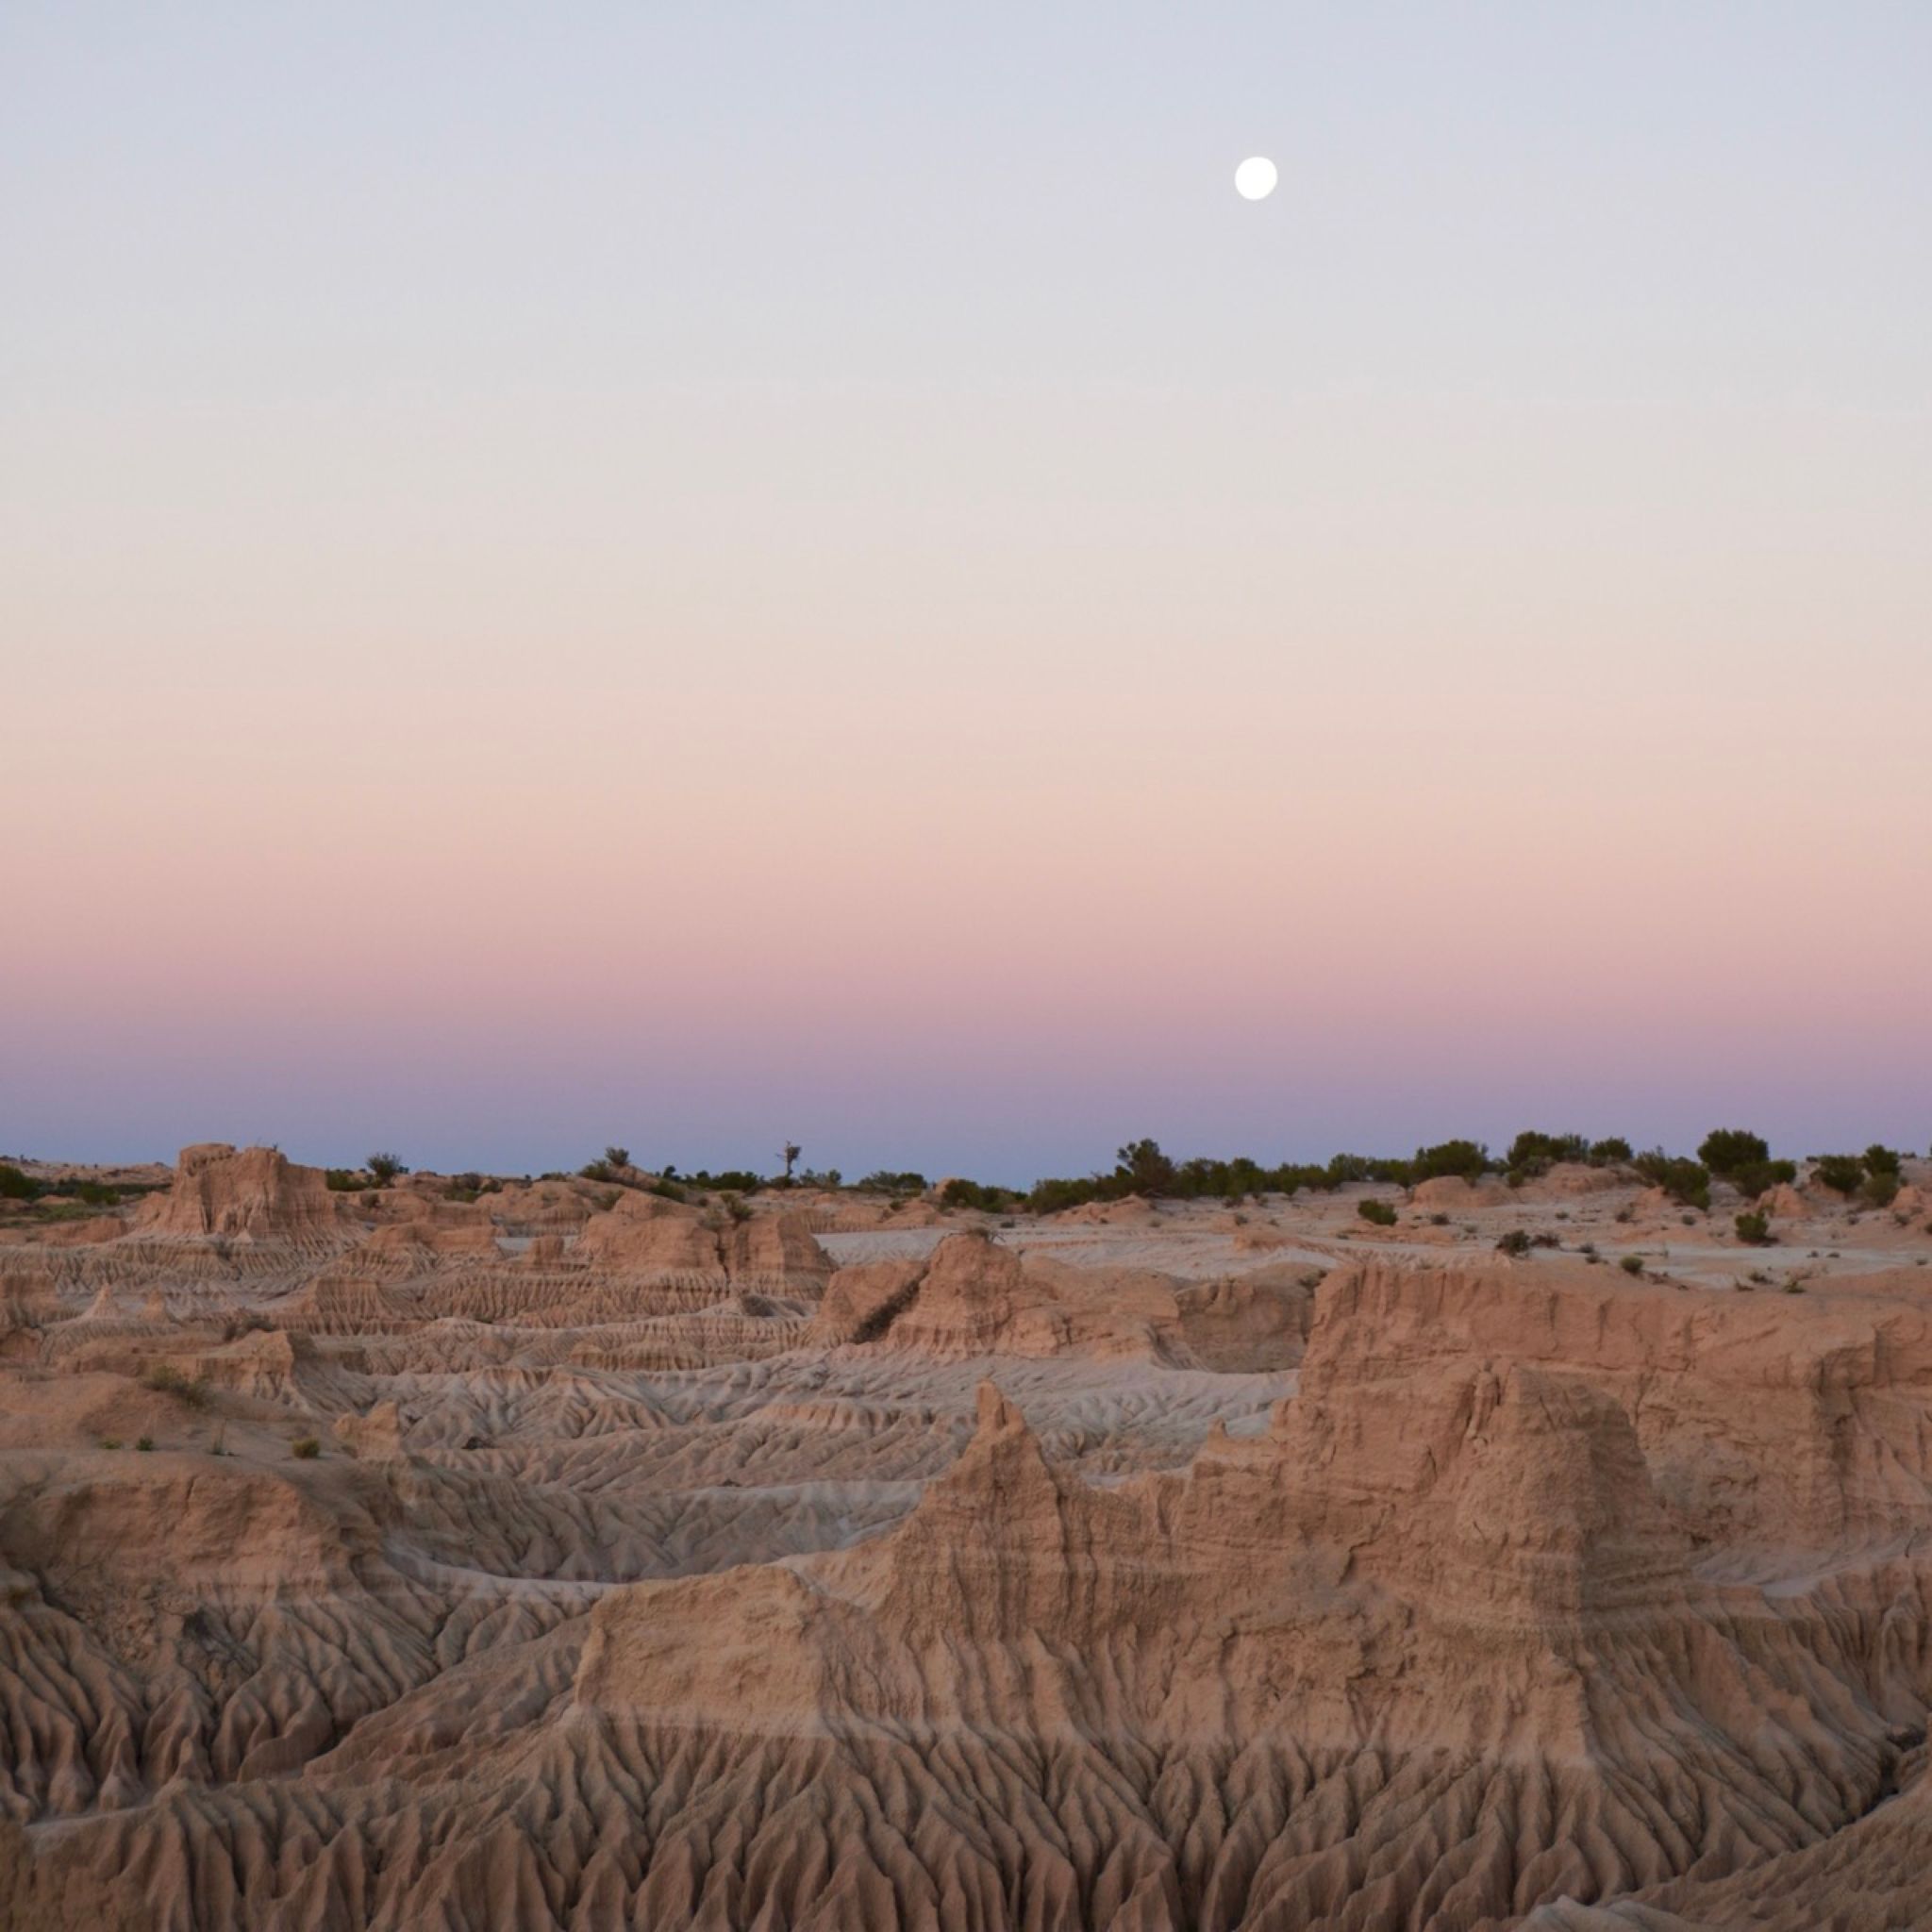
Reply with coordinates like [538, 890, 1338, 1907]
[1, 1145, 1931, 1927]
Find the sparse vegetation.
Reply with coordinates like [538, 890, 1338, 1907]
[1735, 1211, 1775, 1246]
[1357, 1199, 1398, 1226]
[135, 1437, 155, 1452]
[1410, 1140, 1491, 1184]
[142, 1363, 211, 1408]
[0, 1163, 38, 1200]
[366, 1153, 407, 1187]
[1633, 1151, 1710, 1211]
[291, 1437, 322, 1459]
[1863, 1170, 1901, 1209]
[1812, 1155, 1865, 1197]
[939, 1177, 1018, 1213]
[1620, 1255, 1646, 1276]
[859, 1170, 928, 1195]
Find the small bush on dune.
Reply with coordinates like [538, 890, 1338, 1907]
[1633, 1151, 1710, 1211]
[940, 1177, 1016, 1213]
[365, 1153, 407, 1187]
[1357, 1199, 1398, 1226]
[1698, 1129, 1770, 1178]
[0, 1163, 40, 1201]
[1862, 1171, 1901, 1209]
[1865, 1143, 1903, 1177]
[134, 1437, 155, 1452]
[1729, 1158, 1798, 1200]
[1812, 1155, 1865, 1197]
[1411, 1140, 1491, 1184]
[291, 1437, 321, 1459]
[1620, 1255, 1646, 1276]
[1735, 1211, 1775, 1246]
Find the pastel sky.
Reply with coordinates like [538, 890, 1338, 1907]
[4, 2, 1928, 1182]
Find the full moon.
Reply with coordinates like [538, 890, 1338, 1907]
[1234, 156, 1277, 201]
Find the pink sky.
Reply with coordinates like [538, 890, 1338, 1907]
[5, 5, 1927, 1177]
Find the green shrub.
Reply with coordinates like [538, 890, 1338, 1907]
[135, 1437, 155, 1452]
[1357, 1199, 1398, 1226]
[324, 1169, 365, 1191]
[1729, 1158, 1798, 1200]
[365, 1153, 407, 1186]
[1620, 1255, 1646, 1276]
[1411, 1140, 1491, 1183]
[1633, 1151, 1710, 1210]
[1495, 1228, 1532, 1256]
[0, 1163, 38, 1201]
[859, 1170, 927, 1195]
[1735, 1211, 1774, 1246]
[1862, 1171, 1900, 1209]
[1698, 1129, 1770, 1178]
[1505, 1131, 1591, 1179]
[99, 1436, 122, 1450]
[939, 1177, 1014, 1213]
[1591, 1137, 1634, 1163]
[291, 1437, 322, 1460]
[1865, 1143, 1903, 1177]
[1812, 1155, 1864, 1196]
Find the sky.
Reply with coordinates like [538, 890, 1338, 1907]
[3, 2, 1928, 1183]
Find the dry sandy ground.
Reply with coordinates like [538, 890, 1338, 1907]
[2, 1143, 1932, 1929]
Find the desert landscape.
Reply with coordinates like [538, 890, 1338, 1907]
[0, 1136, 1927, 1928]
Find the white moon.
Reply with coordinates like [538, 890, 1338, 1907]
[1234, 156, 1277, 201]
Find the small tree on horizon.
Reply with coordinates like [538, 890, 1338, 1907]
[366, 1152, 407, 1186]
[781, 1141, 801, 1182]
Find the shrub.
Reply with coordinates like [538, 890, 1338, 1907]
[1357, 1199, 1398, 1226]
[1865, 1143, 1903, 1177]
[1411, 1140, 1491, 1184]
[1862, 1171, 1901, 1209]
[1729, 1158, 1798, 1200]
[366, 1153, 407, 1186]
[605, 1146, 631, 1171]
[1735, 1211, 1774, 1246]
[579, 1159, 614, 1183]
[99, 1437, 122, 1450]
[859, 1170, 927, 1195]
[291, 1437, 322, 1459]
[1591, 1137, 1634, 1164]
[0, 1163, 38, 1201]
[1505, 1130, 1591, 1179]
[1495, 1229, 1533, 1256]
[1697, 1129, 1770, 1178]
[1633, 1151, 1710, 1210]
[1620, 1255, 1646, 1276]
[142, 1364, 210, 1409]
[325, 1169, 365, 1191]
[1812, 1155, 1865, 1196]
[134, 1437, 155, 1452]
[939, 1177, 1014, 1213]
